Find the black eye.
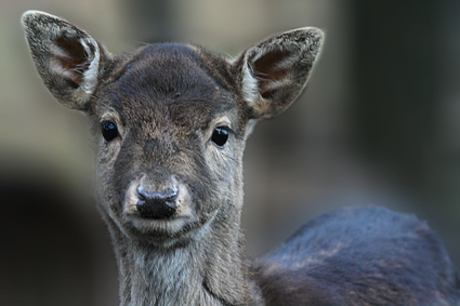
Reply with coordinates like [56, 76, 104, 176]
[101, 120, 118, 142]
[211, 126, 231, 148]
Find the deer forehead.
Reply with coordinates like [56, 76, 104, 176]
[96, 43, 243, 135]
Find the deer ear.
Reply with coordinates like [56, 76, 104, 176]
[21, 11, 109, 111]
[233, 28, 324, 119]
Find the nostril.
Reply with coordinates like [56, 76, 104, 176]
[137, 187, 177, 202]
[136, 187, 178, 219]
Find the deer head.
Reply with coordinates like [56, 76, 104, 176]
[22, 11, 323, 248]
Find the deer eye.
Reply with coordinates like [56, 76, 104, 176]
[101, 120, 118, 142]
[211, 126, 231, 148]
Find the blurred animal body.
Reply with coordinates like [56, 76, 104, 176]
[22, 11, 460, 306]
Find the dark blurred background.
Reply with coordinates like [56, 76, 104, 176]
[1, 1, 460, 305]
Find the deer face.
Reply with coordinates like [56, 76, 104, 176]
[91, 44, 250, 244]
[22, 11, 323, 246]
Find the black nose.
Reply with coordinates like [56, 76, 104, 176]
[136, 187, 178, 219]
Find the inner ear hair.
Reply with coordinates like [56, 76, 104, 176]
[51, 35, 97, 88]
[250, 48, 297, 98]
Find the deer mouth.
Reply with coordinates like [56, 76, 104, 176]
[128, 213, 192, 232]
[118, 215, 198, 246]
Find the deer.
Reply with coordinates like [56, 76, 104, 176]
[22, 11, 460, 306]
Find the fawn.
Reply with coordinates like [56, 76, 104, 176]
[22, 11, 460, 306]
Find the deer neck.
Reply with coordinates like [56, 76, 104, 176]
[105, 204, 260, 306]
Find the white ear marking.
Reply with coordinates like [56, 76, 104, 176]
[245, 119, 258, 138]
[80, 38, 100, 94]
[241, 59, 260, 105]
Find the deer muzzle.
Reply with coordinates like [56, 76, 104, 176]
[136, 186, 178, 219]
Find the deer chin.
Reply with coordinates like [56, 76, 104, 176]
[119, 212, 203, 246]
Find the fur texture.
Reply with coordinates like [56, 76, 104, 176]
[22, 11, 460, 306]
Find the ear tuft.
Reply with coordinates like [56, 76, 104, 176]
[22, 11, 107, 110]
[235, 27, 324, 119]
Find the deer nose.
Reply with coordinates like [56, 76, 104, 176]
[136, 187, 178, 219]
